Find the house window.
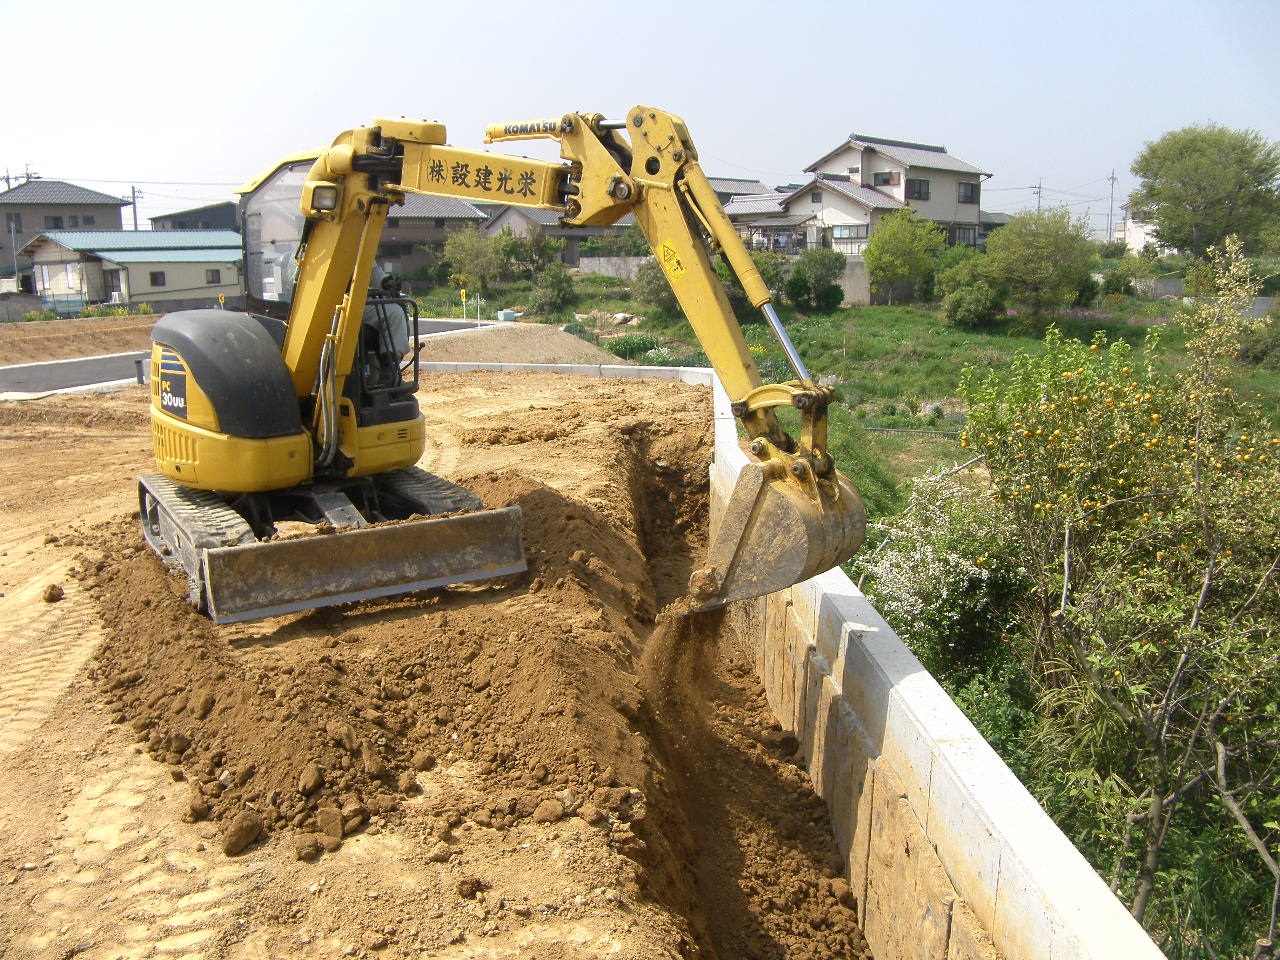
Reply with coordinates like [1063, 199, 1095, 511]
[150, 271, 167, 287]
[958, 181, 979, 204]
[83, 215, 95, 226]
[68, 215, 79, 228]
[832, 224, 869, 239]
[44, 216, 64, 229]
[873, 171, 903, 187]
[811, 190, 823, 204]
[953, 225, 977, 246]
[206, 269, 222, 284]
[4, 213, 20, 233]
[905, 179, 930, 201]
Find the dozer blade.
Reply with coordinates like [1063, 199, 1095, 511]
[688, 462, 865, 611]
[202, 507, 525, 624]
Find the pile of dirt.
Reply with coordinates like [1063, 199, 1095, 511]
[74, 373, 869, 958]
[419, 322, 623, 365]
[0, 316, 158, 365]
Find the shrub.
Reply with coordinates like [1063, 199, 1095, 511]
[605, 333, 661, 359]
[942, 280, 1003, 328]
[528, 262, 576, 315]
[21, 309, 56, 322]
[632, 257, 679, 315]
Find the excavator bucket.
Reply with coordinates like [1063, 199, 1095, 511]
[689, 462, 866, 611]
[201, 507, 526, 623]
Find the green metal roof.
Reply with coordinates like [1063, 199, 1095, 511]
[40, 229, 242, 251]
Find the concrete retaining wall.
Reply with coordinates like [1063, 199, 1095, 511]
[420, 360, 1165, 960]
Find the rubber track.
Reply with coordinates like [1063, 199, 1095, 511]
[378, 466, 483, 515]
[138, 474, 256, 548]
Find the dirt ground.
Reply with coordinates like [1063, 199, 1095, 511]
[0, 316, 621, 367]
[0, 324, 871, 959]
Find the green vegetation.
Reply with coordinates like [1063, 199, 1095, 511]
[863, 209, 946, 304]
[1130, 123, 1280, 257]
[855, 242, 1280, 958]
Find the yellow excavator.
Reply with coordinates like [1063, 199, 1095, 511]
[139, 106, 866, 623]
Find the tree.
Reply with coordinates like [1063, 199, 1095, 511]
[953, 241, 1280, 952]
[938, 254, 1005, 328]
[442, 224, 505, 294]
[1129, 123, 1280, 257]
[862, 209, 946, 304]
[785, 247, 846, 312]
[982, 207, 1095, 316]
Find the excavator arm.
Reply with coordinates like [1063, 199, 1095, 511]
[264, 106, 865, 610]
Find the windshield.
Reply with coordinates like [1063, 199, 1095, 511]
[241, 161, 311, 307]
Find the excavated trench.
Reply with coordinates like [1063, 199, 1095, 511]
[79, 373, 871, 959]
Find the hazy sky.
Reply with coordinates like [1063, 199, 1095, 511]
[5, 0, 1277, 234]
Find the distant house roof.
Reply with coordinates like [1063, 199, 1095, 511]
[151, 200, 237, 222]
[24, 229, 242, 253]
[785, 176, 907, 211]
[724, 193, 788, 217]
[806, 134, 989, 177]
[393, 195, 488, 220]
[0, 180, 129, 207]
[706, 176, 775, 197]
[485, 206, 636, 229]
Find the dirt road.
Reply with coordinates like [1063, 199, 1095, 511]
[0, 327, 870, 959]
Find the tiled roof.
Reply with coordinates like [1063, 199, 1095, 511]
[394, 195, 488, 219]
[0, 180, 129, 206]
[724, 193, 787, 216]
[785, 177, 905, 211]
[36, 229, 242, 251]
[707, 176, 774, 196]
[806, 135, 989, 176]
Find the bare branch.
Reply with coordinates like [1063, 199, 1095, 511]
[1214, 741, 1280, 880]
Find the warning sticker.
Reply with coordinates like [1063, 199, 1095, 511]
[658, 240, 686, 282]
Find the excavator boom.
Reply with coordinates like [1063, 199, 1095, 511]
[142, 105, 864, 623]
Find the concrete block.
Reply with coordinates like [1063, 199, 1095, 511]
[991, 849, 1061, 960]
[864, 768, 956, 960]
[676, 368, 714, 387]
[815, 693, 875, 908]
[949, 899, 1004, 960]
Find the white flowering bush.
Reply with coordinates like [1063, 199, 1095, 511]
[854, 471, 1027, 684]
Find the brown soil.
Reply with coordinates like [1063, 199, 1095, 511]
[0, 326, 870, 959]
[0, 316, 159, 364]
[0, 316, 621, 367]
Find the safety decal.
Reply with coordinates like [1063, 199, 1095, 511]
[659, 240, 686, 282]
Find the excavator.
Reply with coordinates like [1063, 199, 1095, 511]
[138, 106, 866, 624]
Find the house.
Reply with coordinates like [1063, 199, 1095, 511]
[0, 179, 129, 291]
[20, 230, 242, 314]
[805, 133, 991, 247]
[151, 201, 238, 231]
[378, 194, 488, 278]
[481, 206, 637, 266]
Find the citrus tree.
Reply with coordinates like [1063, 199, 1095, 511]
[958, 240, 1280, 953]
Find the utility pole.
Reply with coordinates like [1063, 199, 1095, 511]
[1033, 179, 1043, 213]
[1107, 169, 1118, 242]
[130, 186, 142, 230]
